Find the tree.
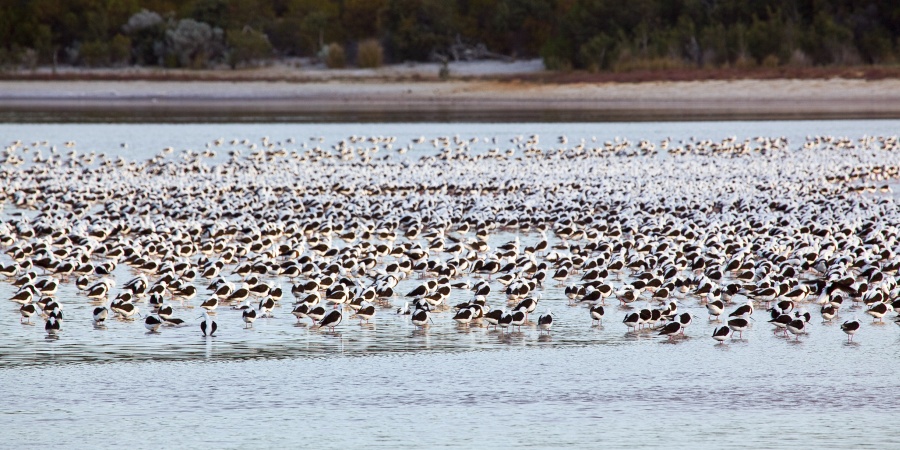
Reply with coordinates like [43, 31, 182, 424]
[227, 26, 273, 68]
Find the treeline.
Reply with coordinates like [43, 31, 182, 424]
[1, 0, 898, 71]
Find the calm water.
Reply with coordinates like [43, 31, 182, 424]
[2, 120, 900, 449]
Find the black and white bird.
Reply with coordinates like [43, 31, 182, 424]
[729, 300, 754, 318]
[199, 296, 218, 312]
[498, 310, 513, 332]
[356, 302, 375, 324]
[658, 321, 682, 340]
[291, 303, 310, 323]
[452, 307, 474, 326]
[45, 316, 61, 335]
[538, 309, 553, 334]
[727, 316, 750, 339]
[20, 303, 37, 324]
[318, 309, 342, 331]
[840, 318, 861, 342]
[483, 308, 503, 329]
[820, 304, 837, 322]
[198, 311, 217, 336]
[243, 308, 258, 328]
[411, 308, 432, 328]
[676, 312, 695, 333]
[865, 302, 891, 322]
[510, 308, 526, 332]
[623, 312, 640, 331]
[786, 318, 806, 340]
[258, 297, 276, 317]
[712, 325, 731, 342]
[112, 301, 139, 320]
[589, 304, 605, 325]
[307, 306, 327, 324]
[706, 299, 725, 321]
[156, 303, 174, 319]
[144, 315, 162, 332]
[768, 310, 792, 336]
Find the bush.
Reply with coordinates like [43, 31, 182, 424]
[109, 34, 132, 66]
[123, 9, 165, 66]
[325, 42, 346, 68]
[578, 34, 616, 71]
[80, 41, 110, 67]
[227, 27, 273, 68]
[356, 38, 383, 68]
[164, 19, 225, 69]
[761, 54, 780, 68]
[540, 36, 574, 71]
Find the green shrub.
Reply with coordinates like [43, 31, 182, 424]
[80, 41, 110, 67]
[109, 34, 132, 66]
[227, 27, 273, 68]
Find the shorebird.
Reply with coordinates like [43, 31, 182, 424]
[144, 315, 162, 332]
[841, 318, 861, 342]
[198, 311, 217, 337]
[538, 309, 553, 334]
[318, 309, 342, 331]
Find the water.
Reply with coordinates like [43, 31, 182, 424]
[2, 120, 900, 448]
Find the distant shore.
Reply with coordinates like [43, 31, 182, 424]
[2, 62, 900, 122]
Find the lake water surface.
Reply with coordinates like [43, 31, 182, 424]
[2, 120, 900, 449]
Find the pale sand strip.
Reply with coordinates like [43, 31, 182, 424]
[0, 79, 898, 118]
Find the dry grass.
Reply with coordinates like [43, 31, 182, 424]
[325, 43, 346, 69]
[356, 39, 383, 69]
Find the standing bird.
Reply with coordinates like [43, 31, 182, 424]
[841, 318, 861, 343]
[676, 313, 694, 334]
[483, 308, 504, 329]
[318, 308, 343, 331]
[356, 302, 376, 324]
[623, 312, 640, 331]
[291, 303, 310, 323]
[538, 309, 553, 334]
[144, 315, 162, 332]
[198, 311, 217, 337]
[498, 310, 513, 333]
[411, 308, 432, 328]
[729, 300, 754, 318]
[658, 321, 682, 340]
[243, 308, 258, 328]
[589, 304, 605, 325]
[452, 307, 474, 326]
[865, 302, 891, 322]
[510, 308, 526, 332]
[93, 305, 109, 325]
[768, 310, 792, 336]
[820, 304, 837, 322]
[786, 317, 806, 340]
[712, 325, 731, 342]
[706, 299, 725, 321]
[727, 315, 750, 339]
[45, 316, 61, 335]
[199, 296, 218, 312]
[20, 303, 37, 324]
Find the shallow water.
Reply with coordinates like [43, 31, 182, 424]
[2, 120, 900, 448]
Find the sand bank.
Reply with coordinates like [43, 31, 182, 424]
[1, 77, 898, 121]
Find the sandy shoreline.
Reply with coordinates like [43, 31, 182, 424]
[2, 78, 899, 121]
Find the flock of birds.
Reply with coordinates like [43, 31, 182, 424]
[3, 132, 900, 351]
